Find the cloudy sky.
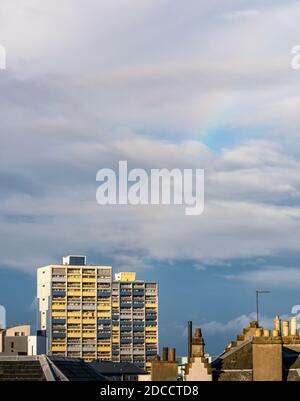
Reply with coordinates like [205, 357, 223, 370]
[1, 0, 300, 355]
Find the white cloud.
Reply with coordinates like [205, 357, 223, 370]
[1, 1, 300, 272]
[225, 267, 300, 288]
[201, 312, 280, 334]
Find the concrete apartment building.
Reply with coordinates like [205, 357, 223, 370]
[112, 272, 158, 370]
[37, 256, 158, 370]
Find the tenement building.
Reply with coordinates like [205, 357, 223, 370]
[185, 316, 300, 381]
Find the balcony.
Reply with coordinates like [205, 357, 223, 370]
[67, 277, 81, 283]
[146, 303, 158, 308]
[52, 312, 67, 318]
[67, 346, 81, 352]
[68, 318, 81, 324]
[97, 319, 111, 325]
[52, 290, 66, 297]
[52, 304, 66, 310]
[97, 306, 111, 312]
[52, 332, 66, 339]
[97, 278, 111, 283]
[82, 346, 96, 352]
[97, 291, 111, 297]
[145, 326, 157, 332]
[133, 339, 144, 344]
[82, 305, 96, 311]
[52, 346, 67, 352]
[97, 312, 111, 318]
[82, 318, 96, 324]
[133, 327, 144, 332]
[82, 291, 96, 297]
[145, 316, 157, 321]
[82, 278, 96, 283]
[67, 291, 81, 297]
[67, 305, 81, 311]
[133, 303, 144, 308]
[97, 333, 111, 340]
[67, 332, 81, 338]
[133, 291, 145, 296]
[120, 291, 132, 297]
[120, 303, 132, 309]
[52, 277, 66, 283]
[52, 318, 66, 325]
[83, 332, 96, 338]
[145, 338, 158, 344]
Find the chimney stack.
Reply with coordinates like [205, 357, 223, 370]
[162, 347, 169, 361]
[169, 347, 176, 362]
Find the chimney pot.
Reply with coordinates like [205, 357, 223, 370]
[283, 320, 289, 337]
[162, 347, 169, 361]
[291, 316, 297, 336]
[169, 347, 176, 362]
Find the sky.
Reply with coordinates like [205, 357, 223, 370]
[1, 0, 300, 356]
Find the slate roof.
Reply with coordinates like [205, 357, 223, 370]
[89, 361, 147, 376]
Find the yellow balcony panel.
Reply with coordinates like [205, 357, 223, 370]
[52, 304, 66, 310]
[67, 332, 81, 338]
[67, 311, 81, 317]
[52, 312, 67, 318]
[145, 338, 158, 344]
[67, 278, 81, 283]
[97, 305, 111, 310]
[112, 338, 119, 343]
[112, 326, 120, 330]
[52, 341, 66, 346]
[52, 346, 67, 352]
[97, 346, 111, 352]
[146, 303, 158, 308]
[112, 303, 119, 308]
[146, 327, 157, 332]
[82, 319, 96, 324]
[67, 291, 82, 296]
[82, 278, 96, 283]
[97, 312, 111, 318]
[83, 332, 96, 338]
[82, 291, 96, 297]
[68, 318, 81, 324]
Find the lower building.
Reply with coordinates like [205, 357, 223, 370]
[0, 355, 107, 381]
[0, 324, 46, 356]
[186, 316, 300, 381]
[89, 361, 147, 380]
